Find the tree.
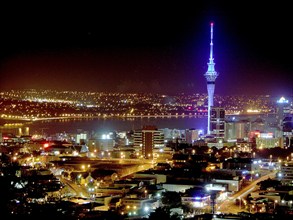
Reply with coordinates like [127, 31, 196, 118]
[0, 176, 13, 217]
[161, 191, 182, 208]
[148, 207, 181, 220]
[257, 178, 281, 190]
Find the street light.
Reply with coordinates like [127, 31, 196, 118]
[238, 197, 241, 210]
[210, 191, 217, 214]
[274, 200, 278, 209]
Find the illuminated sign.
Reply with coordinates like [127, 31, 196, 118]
[277, 97, 289, 104]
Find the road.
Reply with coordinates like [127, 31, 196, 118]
[57, 159, 155, 198]
[61, 177, 90, 198]
[217, 170, 277, 214]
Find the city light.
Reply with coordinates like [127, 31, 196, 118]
[277, 97, 289, 103]
[0, 5, 292, 218]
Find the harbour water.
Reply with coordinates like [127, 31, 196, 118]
[25, 113, 276, 135]
[26, 116, 208, 135]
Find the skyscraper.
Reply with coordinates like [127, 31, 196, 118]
[204, 22, 219, 134]
[276, 96, 293, 147]
[210, 107, 225, 139]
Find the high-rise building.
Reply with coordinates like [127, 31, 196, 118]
[204, 22, 219, 134]
[276, 97, 291, 131]
[225, 120, 251, 141]
[210, 107, 225, 139]
[276, 97, 293, 147]
[133, 125, 164, 159]
[185, 128, 201, 144]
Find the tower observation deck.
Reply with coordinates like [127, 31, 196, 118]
[204, 22, 219, 134]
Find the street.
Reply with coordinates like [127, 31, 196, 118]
[217, 170, 277, 214]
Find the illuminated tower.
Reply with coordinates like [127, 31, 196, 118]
[204, 22, 219, 134]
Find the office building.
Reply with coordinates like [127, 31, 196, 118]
[210, 107, 225, 139]
[134, 125, 164, 159]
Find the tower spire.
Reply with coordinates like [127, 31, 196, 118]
[205, 22, 218, 82]
[209, 22, 214, 64]
[204, 22, 219, 134]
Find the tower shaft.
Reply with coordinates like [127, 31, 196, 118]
[204, 22, 219, 134]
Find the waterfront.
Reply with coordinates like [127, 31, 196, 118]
[22, 113, 276, 135]
[26, 116, 208, 135]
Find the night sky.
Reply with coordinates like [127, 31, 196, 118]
[0, 1, 292, 97]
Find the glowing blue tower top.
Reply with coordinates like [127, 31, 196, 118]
[205, 22, 218, 88]
[204, 22, 219, 134]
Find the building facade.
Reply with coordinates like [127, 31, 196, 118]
[133, 126, 164, 159]
[280, 161, 293, 185]
[210, 107, 225, 139]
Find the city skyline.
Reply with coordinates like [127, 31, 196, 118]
[0, 2, 292, 97]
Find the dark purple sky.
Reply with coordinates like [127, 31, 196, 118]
[0, 1, 292, 97]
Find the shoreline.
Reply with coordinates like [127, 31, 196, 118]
[0, 112, 275, 122]
[0, 113, 276, 129]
